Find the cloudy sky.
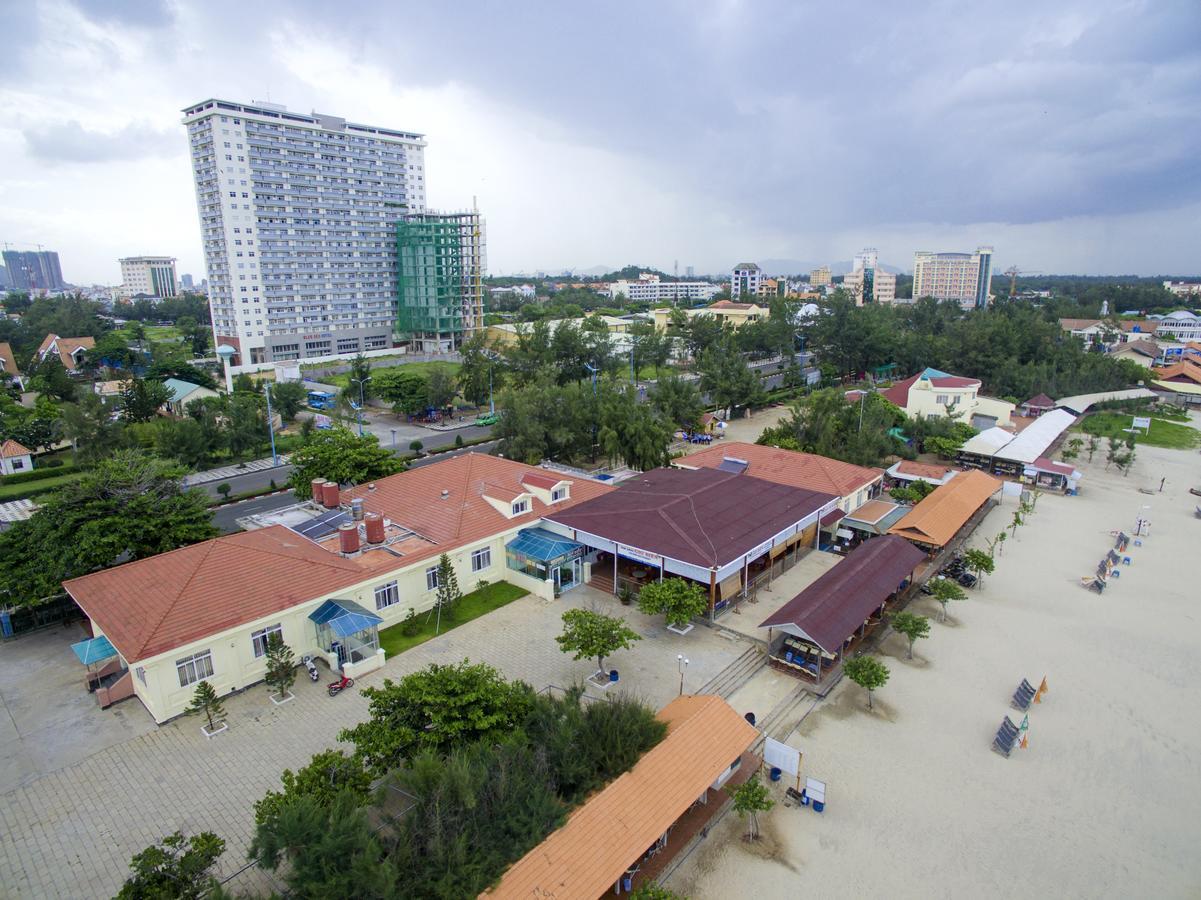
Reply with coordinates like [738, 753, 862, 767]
[2, 0, 1199, 284]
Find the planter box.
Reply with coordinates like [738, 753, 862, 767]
[667, 623, 695, 636]
[269, 691, 295, 706]
[201, 722, 228, 739]
[586, 670, 614, 690]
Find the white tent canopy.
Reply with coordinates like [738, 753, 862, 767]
[994, 409, 1077, 464]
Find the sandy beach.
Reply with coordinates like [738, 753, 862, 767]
[668, 430, 1201, 899]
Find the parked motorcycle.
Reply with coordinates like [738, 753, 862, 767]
[328, 673, 355, 697]
[302, 655, 320, 683]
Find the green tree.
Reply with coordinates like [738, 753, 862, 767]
[348, 354, 374, 400]
[175, 315, 209, 356]
[264, 634, 296, 700]
[697, 339, 763, 417]
[597, 384, 673, 472]
[153, 417, 211, 468]
[120, 377, 171, 423]
[929, 577, 967, 622]
[1086, 435, 1100, 462]
[186, 680, 226, 732]
[636, 577, 708, 628]
[339, 660, 532, 776]
[232, 372, 255, 393]
[843, 655, 889, 710]
[253, 750, 372, 826]
[270, 381, 307, 422]
[0, 451, 217, 606]
[458, 331, 501, 406]
[60, 391, 122, 462]
[629, 887, 685, 900]
[649, 371, 702, 430]
[250, 791, 395, 900]
[556, 607, 642, 676]
[432, 552, 462, 631]
[963, 548, 995, 587]
[0, 392, 60, 451]
[116, 831, 225, 900]
[26, 355, 77, 402]
[728, 774, 774, 840]
[287, 428, 402, 498]
[425, 366, 457, 409]
[890, 611, 930, 660]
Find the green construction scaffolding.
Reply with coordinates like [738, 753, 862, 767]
[395, 213, 481, 343]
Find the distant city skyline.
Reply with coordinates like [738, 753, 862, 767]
[2, 2, 1199, 284]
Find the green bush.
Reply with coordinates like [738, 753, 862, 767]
[0, 461, 79, 485]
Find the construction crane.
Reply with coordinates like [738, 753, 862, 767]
[1003, 266, 1042, 297]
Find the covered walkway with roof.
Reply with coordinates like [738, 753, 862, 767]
[759, 535, 926, 686]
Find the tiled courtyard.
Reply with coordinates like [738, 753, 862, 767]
[0, 586, 749, 897]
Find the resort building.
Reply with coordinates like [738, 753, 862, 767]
[162, 379, 220, 416]
[912, 246, 993, 309]
[489, 694, 759, 898]
[842, 248, 897, 305]
[542, 466, 838, 616]
[956, 409, 1079, 484]
[887, 469, 1001, 551]
[609, 276, 722, 304]
[118, 256, 178, 299]
[1018, 393, 1056, 418]
[34, 334, 95, 375]
[62, 454, 612, 723]
[881, 367, 1015, 429]
[182, 98, 428, 365]
[0, 440, 33, 476]
[1109, 339, 1162, 368]
[652, 300, 769, 332]
[1163, 281, 1201, 298]
[0, 342, 20, 386]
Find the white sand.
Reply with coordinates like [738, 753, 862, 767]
[669, 437, 1201, 899]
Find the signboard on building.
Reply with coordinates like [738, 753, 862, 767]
[617, 543, 662, 566]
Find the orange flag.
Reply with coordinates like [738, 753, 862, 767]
[1034, 688, 1043, 704]
[1020, 734, 1028, 750]
[1039, 676, 1049, 693]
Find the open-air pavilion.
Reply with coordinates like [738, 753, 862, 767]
[542, 466, 838, 618]
[888, 469, 1002, 553]
[487, 694, 760, 899]
[760, 535, 926, 685]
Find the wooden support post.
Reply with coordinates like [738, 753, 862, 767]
[612, 551, 618, 595]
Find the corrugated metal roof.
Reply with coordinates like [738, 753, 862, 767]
[760, 535, 926, 651]
[487, 695, 759, 899]
[545, 467, 836, 569]
[887, 470, 1001, 549]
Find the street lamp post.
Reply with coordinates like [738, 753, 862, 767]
[677, 654, 690, 696]
[482, 349, 499, 416]
[351, 376, 370, 437]
[263, 382, 279, 465]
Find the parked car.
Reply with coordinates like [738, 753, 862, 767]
[475, 413, 499, 426]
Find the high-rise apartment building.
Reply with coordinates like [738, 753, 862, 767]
[843, 247, 897, 305]
[912, 246, 993, 309]
[182, 98, 428, 364]
[2, 250, 64, 291]
[395, 210, 485, 352]
[809, 265, 832, 287]
[180, 273, 195, 290]
[119, 256, 178, 298]
[731, 263, 763, 298]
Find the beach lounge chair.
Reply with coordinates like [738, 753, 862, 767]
[1012, 679, 1036, 711]
[1090, 577, 1106, 594]
[992, 717, 1020, 757]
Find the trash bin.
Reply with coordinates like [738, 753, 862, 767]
[770, 767, 782, 782]
[745, 712, 756, 727]
[813, 799, 825, 813]
[799, 789, 810, 806]
[622, 876, 633, 892]
[609, 669, 619, 683]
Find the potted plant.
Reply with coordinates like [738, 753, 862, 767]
[618, 584, 633, 606]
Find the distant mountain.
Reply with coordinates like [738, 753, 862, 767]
[574, 265, 615, 276]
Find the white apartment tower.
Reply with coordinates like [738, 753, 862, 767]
[912, 246, 994, 309]
[119, 256, 178, 299]
[182, 99, 427, 364]
[731, 263, 763, 299]
[843, 247, 897, 305]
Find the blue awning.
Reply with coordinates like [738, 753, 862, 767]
[72, 635, 117, 666]
[507, 528, 585, 564]
[309, 598, 383, 639]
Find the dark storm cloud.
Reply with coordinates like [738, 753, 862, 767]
[22, 120, 180, 163]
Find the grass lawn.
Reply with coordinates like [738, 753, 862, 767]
[0, 470, 83, 500]
[118, 324, 182, 343]
[379, 581, 528, 657]
[1079, 413, 1201, 450]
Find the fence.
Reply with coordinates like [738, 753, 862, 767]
[1, 594, 82, 639]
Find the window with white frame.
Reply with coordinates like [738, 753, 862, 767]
[375, 580, 400, 610]
[425, 566, 439, 591]
[551, 486, 567, 502]
[176, 650, 214, 687]
[936, 394, 949, 405]
[471, 547, 491, 572]
[511, 499, 530, 515]
[251, 624, 283, 658]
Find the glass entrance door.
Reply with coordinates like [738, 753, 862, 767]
[555, 558, 581, 592]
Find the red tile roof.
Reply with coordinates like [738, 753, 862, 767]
[36, 334, 95, 370]
[682, 441, 881, 499]
[488, 694, 759, 899]
[0, 342, 18, 377]
[1151, 361, 1201, 385]
[64, 526, 386, 663]
[1021, 393, 1055, 409]
[760, 535, 925, 651]
[709, 300, 756, 310]
[882, 371, 981, 407]
[545, 466, 836, 569]
[1, 439, 31, 458]
[519, 471, 562, 491]
[894, 460, 951, 480]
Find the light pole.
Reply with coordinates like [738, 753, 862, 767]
[263, 382, 278, 465]
[216, 343, 236, 394]
[482, 349, 499, 415]
[351, 376, 370, 437]
[677, 654, 690, 696]
[390, 428, 397, 451]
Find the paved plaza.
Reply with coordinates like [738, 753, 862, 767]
[0, 586, 749, 897]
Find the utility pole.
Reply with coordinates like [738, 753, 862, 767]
[351, 376, 370, 437]
[263, 382, 279, 465]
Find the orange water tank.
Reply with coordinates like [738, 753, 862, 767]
[310, 479, 325, 501]
[321, 481, 340, 509]
[364, 512, 385, 544]
[338, 522, 360, 555]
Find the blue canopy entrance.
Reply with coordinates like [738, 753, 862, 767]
[309, 599, 383, 667]
[71, 635, 117, 666]
[506, 528, 585, 564]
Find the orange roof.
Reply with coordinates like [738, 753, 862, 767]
[895, 460, 951, 480]
[64, 526, 386, 663]
[36, 333, 95, 370]
[682, 441, 881, 499]
[887, 469, 1001, 548]
[487, 694, 759, 899]
[709, 300, 756, 310]
[0, 342, 18, 377]
[849, 498, 898, 524]
[341, 454, 613, 570]
[520, 471, 563, 491]
[1151, 361, 1201, 385]
[1059, 318, 1102, 331]
[1, 439, 31, 458]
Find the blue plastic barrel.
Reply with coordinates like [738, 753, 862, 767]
[609, 669, 619, 683]
[770, 767, 782, 781]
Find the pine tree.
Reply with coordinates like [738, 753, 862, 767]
[264, 634, 296, 700]
[186, 680, 226, 732]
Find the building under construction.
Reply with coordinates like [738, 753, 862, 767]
[395, 208, 486, 352]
